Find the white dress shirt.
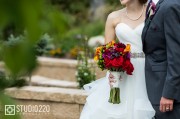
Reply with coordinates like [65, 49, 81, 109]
[153, 0, 159, 5]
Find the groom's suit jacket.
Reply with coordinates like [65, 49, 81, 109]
[142, 0, 180, 105]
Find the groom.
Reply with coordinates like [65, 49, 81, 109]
[142, 0, 180, 118]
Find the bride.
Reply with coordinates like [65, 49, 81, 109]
[80, 0, 155, 119]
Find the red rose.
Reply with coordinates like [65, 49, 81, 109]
[123, 59, 134, 75]
[104, 57, 112, 68]
[111, 56, 124, 68]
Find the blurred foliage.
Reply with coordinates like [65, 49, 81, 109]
[0, 71, 27, 90]
[60, 21, 104, 55]
[0, 0, 123, 59]
[0, 0, 67, 118]
[0, 0, 67, 76]
[51, 0, 90, 25]
[0, 92, 21, 119]
[51, 0, 90, 13]
[0, 41, 2, 61]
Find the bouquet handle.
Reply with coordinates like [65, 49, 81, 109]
[108, 71, 122, 104]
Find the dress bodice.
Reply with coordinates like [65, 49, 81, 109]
[115, 23, 144, 53]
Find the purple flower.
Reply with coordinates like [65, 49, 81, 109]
[151, 2, 156, 12]
[126, 52, 131, 59]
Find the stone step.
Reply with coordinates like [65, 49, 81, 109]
[5, 86, 88, 104]
[0, 57, 107, 82]
[34, 57, 106, 82]
[29, 75, 78, 89]
[4, 86, 88, 119]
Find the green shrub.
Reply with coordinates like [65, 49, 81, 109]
[76, 52, 95, 88]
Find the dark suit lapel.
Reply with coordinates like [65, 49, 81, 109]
[154, 0, 164, 14]
[142, 0, 165, 44]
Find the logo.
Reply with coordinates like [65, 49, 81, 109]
[5, 105, 15, 115]
[4, 104, 50, 116]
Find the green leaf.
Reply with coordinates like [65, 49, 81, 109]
[0, 92, 21, 119]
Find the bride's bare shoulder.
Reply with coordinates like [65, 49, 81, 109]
[106, 8, 126, 27]
[107, 8, 126, 20]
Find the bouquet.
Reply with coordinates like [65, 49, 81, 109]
[94, 40, 134, 104]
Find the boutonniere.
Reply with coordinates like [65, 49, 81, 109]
[147, 2, 156, 19]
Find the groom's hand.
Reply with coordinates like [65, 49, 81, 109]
[160, 97, 174, 112]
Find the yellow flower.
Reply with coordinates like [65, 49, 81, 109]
[49, 50, 56, 56]
[56, 48, 62, 54]
[106, 42, 112, 48]
[111, 40, 115, 46]
[106, 40, 115, 48]
[124, 44, 131, 52]
[95, 46, 102, 54]
[70, 47, 83, 58]
[94, 55, 99, 61]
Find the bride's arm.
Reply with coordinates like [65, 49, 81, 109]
[104, 12, 119, 86]
[104, 13, 116, 44]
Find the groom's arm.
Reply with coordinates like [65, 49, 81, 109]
[160, 4, 180, 113]
[162, 4, 180, 100]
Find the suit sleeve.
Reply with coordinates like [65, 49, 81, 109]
[162, 4, 180, 99]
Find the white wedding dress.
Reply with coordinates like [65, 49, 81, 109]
[80, 23, 155, 119]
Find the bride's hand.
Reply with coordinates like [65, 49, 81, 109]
[108, 72, 116, 87]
